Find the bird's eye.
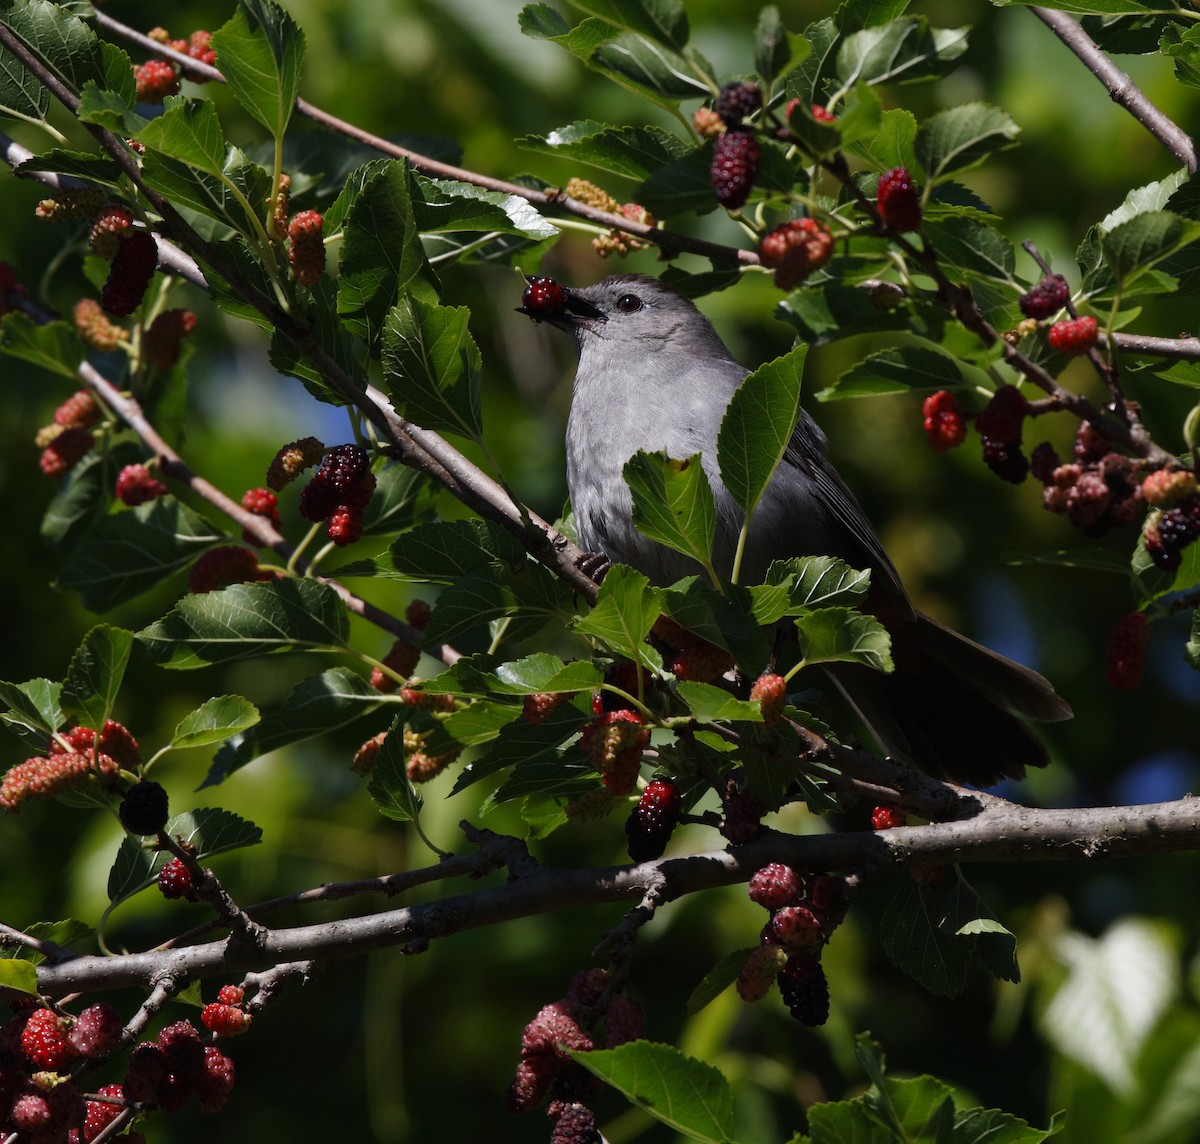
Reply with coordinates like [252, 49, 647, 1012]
[616, 294, 643, 314]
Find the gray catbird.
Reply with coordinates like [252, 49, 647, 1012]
[524, 272, 1071, 786]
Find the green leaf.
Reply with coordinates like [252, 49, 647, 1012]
[0, 919, 93, 965]
[519, 120, 689, 183]
[423, 562, 569, 646]
[170, 695, 260, 750]
[138, 96, 228, 175]
[590, 34, 712, 109]
[820, 342, 982, 400]
[795, 607, 893, 671]
[211, 0, 305, 140]
[570, 1042, 735, 1144]
[0, 312, 84, 380]
[367, 717, 424, 823]
[836, 17, 970, 88]
[57, 499, 225, 612]
[953, 1107, 1067, 1144]
[412, 175, 559, 239]
[717, 344, 807, 522]
[661, 579, 773, 676]
[685, 947, 759, 1015]
[15, 147, 124, 187]
[637, 141, 721, 218]
[386, 520, 524, 583]
[573, 565, 662, 664]
[755, 7, 811, 89]
[337, 159, 439, 348]
[382, 294, 483, 440]
[915, 102, 1019, 182]
[880, 875, 970, 997]
[75, 80, 148, 136]
[204, 667, 384, 785]
[770, 556, 873, 609]
[622, 451, 717, 580]
[362, 464, 439, 537]
[476, 653, 604, 695]
[136, 580, 349, 669]
[922, 215, 1017, 285]
[1099, 211, 1200, 295]
[60, 625, 133, 731]
[564, 0, 691, 50]
[0, 678, 64, 746]
[675, 681, 762, 723]
[141, 146, 271, 238]
[851, 105, 919, 172]
[452, 700, 590, 793]
[107, 807, 263, 904]
[0, 961, 37, 994]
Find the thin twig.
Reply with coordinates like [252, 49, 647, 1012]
[1032, 7, 1198, 173]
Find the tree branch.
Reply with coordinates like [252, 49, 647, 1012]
[1032, 7, 1198, 173]
[33, 794, 1200, 996]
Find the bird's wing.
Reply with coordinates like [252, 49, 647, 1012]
[777, 422, 913, 616]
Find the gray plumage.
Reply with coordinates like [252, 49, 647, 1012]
[540, 273, 1071, 786]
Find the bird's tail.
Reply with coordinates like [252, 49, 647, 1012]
[825, 613, 1071, 788]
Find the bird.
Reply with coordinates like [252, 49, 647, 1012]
[520, 272, 1071, 786]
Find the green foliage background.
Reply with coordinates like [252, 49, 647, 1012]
[1, 0, 1199, 1141]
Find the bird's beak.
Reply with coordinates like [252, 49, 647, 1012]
[563, 294, 605, 321]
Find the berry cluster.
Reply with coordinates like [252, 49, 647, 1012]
[521, 275, 569, 320]
[508, 970, 643, 1122]
[714, 81, 762, 127]
[187, 545, 266, 593]
[748, 673, 787, 726]
[1106, 611, 1149, 690]
[266, 435, 325, 490]
[692, 106, 724, 138]
[1018, 273, 1070, 320]
[134, 58, 180, 102]
[298, 443, 376, 546]
[351, 730, 388, 776]
[757, 218, 835, 290]
[369, 638, 422, 692]
[271, 173, 293, 239]
[720, 777, 766, 844]
[200, 987, 252, 1038]
[38, 425, 95, 478]
[871, 803, 907, 830]
[143, 309, 197, 369]
[157, 855, 198, 900]
[523, 692, 568, 724]
[118, 780, 169, 835]
[737, 865, 850, 1025]
[1036, 423, 1143, 537]
[122, 1019, 235, 1113]
[876, 167, 922, 232]
[652, 616, 735, 683]
[115, 463, 169, 506]
[921, 390, 967, 453]
[624, 777, 682, 861]
[148, 26, 217, 72]
[563, 179, 655, 258]
[240, 485, 281, 542]
[102, 232, 159, 317]
[406, 598, 432, 629]
[401, 727, 460, 783]
[89, 205, 135, 260]
[784, 97, 837, 125]
[1048, 315, 1099, 356]
[0, 1002, 133, 1141]
[976, 385, 1030, 484]
[1144, 495, 1200, 570]
[287, 210, 326, 287]
[711, 131, 760, 210]
[35, 187, 105, 221]
[0, 720, 136, 811]
[74, 298, 128, 351]
[53, 390, 102, 434]
[579, 709, 649, 795]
